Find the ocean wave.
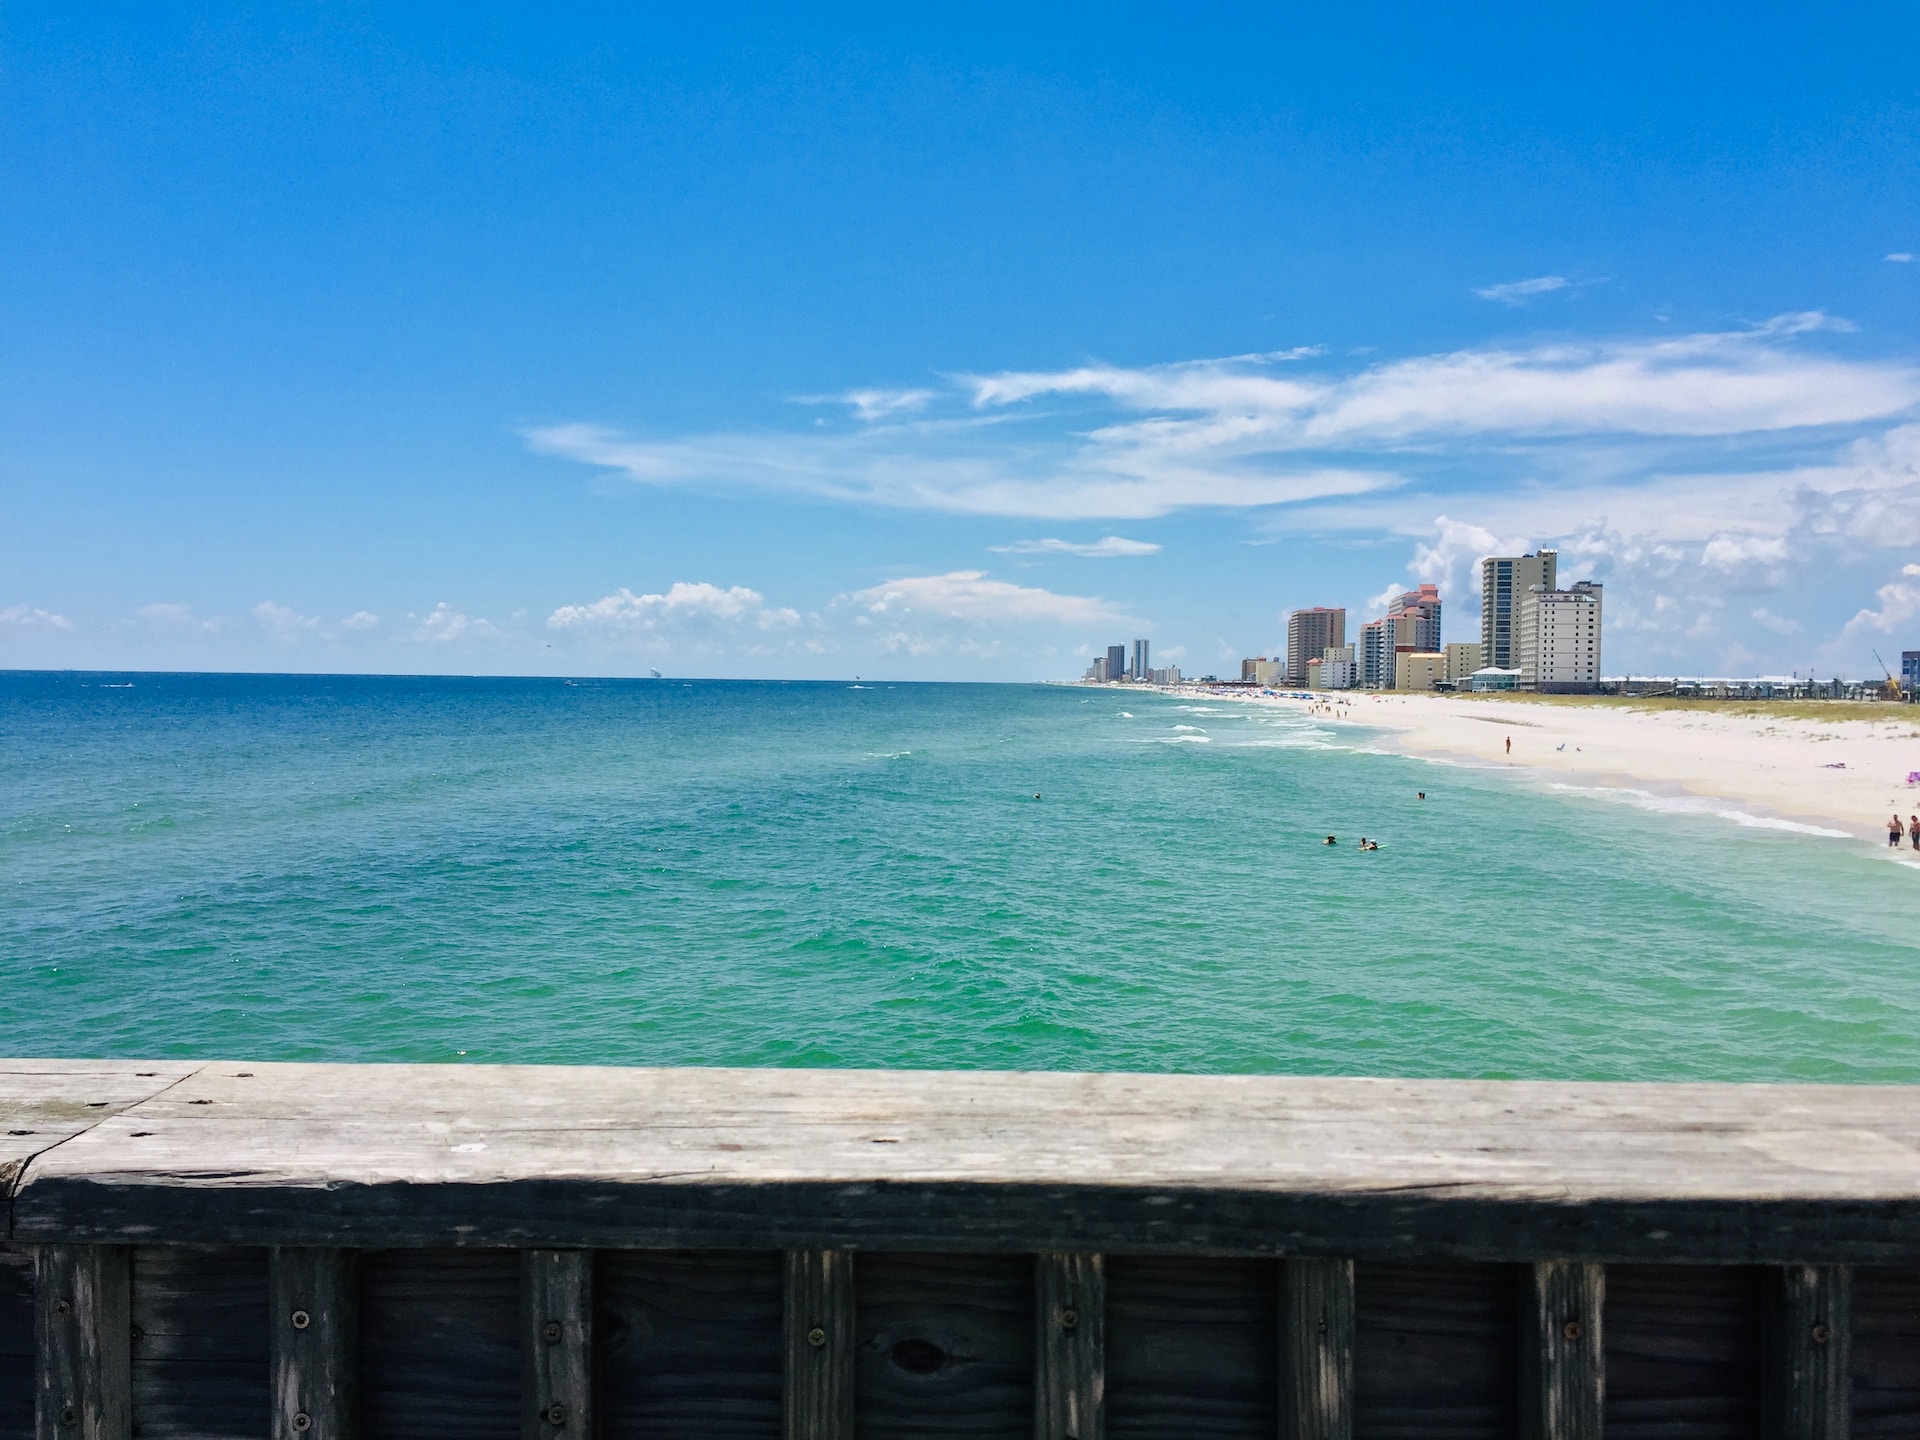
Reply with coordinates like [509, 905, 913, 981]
[1545, 783, 1854, 839]
[1171, 724, 1207, 733]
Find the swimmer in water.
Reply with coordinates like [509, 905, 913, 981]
[1324, 835, 1337, 846]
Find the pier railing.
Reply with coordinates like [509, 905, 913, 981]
[4, 1061, 1919, 1438]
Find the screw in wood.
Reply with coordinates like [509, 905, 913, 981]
[291, 1309, 310, 1330]
[55, 1299, 71, 1316]
[292, 1413, 311, 1433]
[807, 1326, 827, 1347]
[1563, 1320, 1583, 1341]
[59, 1406, 76, 1427]
[1061, 1308, 1079, 1331]
[544, 1321, 562, 1343]
[1812, 1324, 1831, 1345]
[545, 1404, 567, 1426]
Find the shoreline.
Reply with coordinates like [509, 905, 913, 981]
[1180, 686, 1920, 849]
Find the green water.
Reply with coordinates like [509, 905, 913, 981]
[2, 672, 1916, 1079]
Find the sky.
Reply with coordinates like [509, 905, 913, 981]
[5, 3, 1920, 681]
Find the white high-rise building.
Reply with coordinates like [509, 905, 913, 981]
[1518, 581, 1603, 692]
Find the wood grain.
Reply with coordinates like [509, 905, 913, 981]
[1603, 1262, 1762, 1439]
[854, 1252, 1030, 1440]
[131, 1245, 268, 1439]
[1035, 1253, 1103, 1440]
[34, 1244, 130, 1440]
[1353, 1260, 1519, 1440]
[0, 1063, 199, 1200]
[1519, 1260, 1603, 1440]
[1853, 1265, 1920, 1438]
[358, 1248, 517, 1439]
[0, 1246, 33, 1440]
[785, 1250, 853, 1440]
[1107, 1255, 1276, 1440]
[15, 1065, 1920, 1259]
[269, 1247, 358, 1440]
[520, 1251, 591, 1440]
[1281, 1258, 1351, 1440]
[595, 1249, 782, 1440]
[1763, 1265, 1851, 1440]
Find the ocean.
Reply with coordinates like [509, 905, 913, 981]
[3, 671, 1916, 1080]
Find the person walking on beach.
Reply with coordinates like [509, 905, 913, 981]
[1911, 815, 1919, 851]
[1892, 813, 1906, 848]
[1505, 736, 1511, 756]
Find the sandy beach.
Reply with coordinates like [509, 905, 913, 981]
[1252, 690, 1920, 845]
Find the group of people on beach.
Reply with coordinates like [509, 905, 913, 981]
[1890, 813, 1920, 850]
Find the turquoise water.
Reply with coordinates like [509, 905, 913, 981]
[3, 671, 1917, 1080]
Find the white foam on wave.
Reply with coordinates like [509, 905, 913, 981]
[1171, 724, 1207, 733]
[1139, 734, 1212, 744]
[1545, 782, 1854, 839]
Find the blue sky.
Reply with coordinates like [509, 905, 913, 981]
[5, 3, 1920, 679]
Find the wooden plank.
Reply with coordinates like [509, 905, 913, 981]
[1, 1246, 33, 1440]
[0, 1064, 199, 1199]
[1853, 1265, 1920, 1438]
[1107, 1255, 1274, 1440]
[1603, 1262, 1762, 1439]
[1763, 1265, 1851, 1440]
[854, 1252, 1031, 1440]
[785, 1250, 853, 1440]
[1354, 1261, 1518, 1440]
[35, 1244, 130, 1440]
[1520, 1260, 1603, 1440]
[521, 1251, 591, 1440]
[1280, 1258, 1351, 1440]
[13, 1064, 1920, 1259]
[268, 1247, 358, 1440]
[1034, 1253, 1103, 1440]
[359, 1248, 516, 1438]
[131, 1245, 268, 1439]
[596, 1249, 782, 1439]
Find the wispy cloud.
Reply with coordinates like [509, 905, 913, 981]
[136, 602, 226, 634]
[405, 603, 502, 643]
[843, 572, 1131, 627]
[341, 611, 380, 631]
[989, 536, 1162, 557]
[1473, 274, 1571, 304]
[548, 582, 802, 637]
[0, 605, 73, 631]
[531, 314, 1918, 522]
[253, 600, 321, 643]
[794, 387, 936, 421]
[1889, 253, 1915, 264]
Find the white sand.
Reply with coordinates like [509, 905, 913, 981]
[1257, 691, 1920, 844]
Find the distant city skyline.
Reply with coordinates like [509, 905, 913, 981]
[4, 6, 1920, 681]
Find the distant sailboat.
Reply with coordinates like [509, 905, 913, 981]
[649, 668, 663, 679]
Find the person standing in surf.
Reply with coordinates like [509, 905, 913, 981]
[1891, 813, 1907, 848]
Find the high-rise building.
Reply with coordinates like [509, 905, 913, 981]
[1444, 642, 1484, 684]
[1518, 581, 1602, 691]
[1481, 551, 1557, 669]
[1107, 644, 1128, 681]
[1131, 639, 1150, 680]
[1285, 608, 1346, 684]
[1387, 585, 1443, 653]
[1359, 619, 1391, 688]
[1312, 644, 1356, 690]
[1903, 651, 1920, 701]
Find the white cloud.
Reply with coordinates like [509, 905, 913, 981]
[253, 600, 321, 643]
[797, 388, 937, 421]
[1752, 608, 1802, 636]
[1842, 564, 1920, 637]
[547, 582, 801, 635]
[341, 611, 380, 631]
[1473, 275, 1571, 304]
[406, 603, 502, 643]
[0, 605, 73, 631]
[989, 536, 1162, 557]
[1889, 253, 1915, 263]
[842, 572, 1131, 628]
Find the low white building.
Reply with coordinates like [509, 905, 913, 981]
[1310, 644, 1356, 690]
[1518, 582, 1603, 692]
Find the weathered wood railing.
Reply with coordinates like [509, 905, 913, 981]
[4, 1061, 1919, 1438]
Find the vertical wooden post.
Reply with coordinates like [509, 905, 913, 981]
[34, 1245, 131, 1440]
[1281, 1258, 1354, 1440]
[269, 1247, 359, 1440]
[1035, 1252, 1104, 1440]
[1763, 1265, 1851, 1440]
[784, 1249, 853, 1440]
[1520, 1260, 1604, 1440]
[522, 1250, 593, 1440]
